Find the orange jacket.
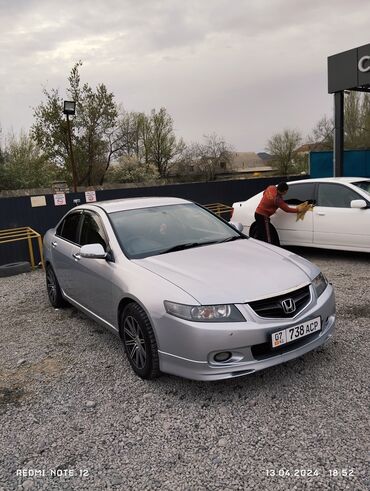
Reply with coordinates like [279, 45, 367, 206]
[255, 185, 297, 217]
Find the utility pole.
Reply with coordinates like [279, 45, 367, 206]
[63, 101, 78, 192]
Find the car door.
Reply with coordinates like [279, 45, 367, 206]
[72, 211, 116, 324]
[271, 182, 315, 245]
[313, 183, 370, 249]
[51, 211, 83, 296]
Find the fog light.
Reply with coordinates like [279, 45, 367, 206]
[214, 351, 232, 362]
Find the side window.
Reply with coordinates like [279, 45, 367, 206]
[57, 213, 81, 243]
[80, 213, 107, 250]
[284, 183, 316, 205]
[317, 184, 361, 208]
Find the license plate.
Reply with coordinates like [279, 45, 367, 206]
[271, 316, 321, 349]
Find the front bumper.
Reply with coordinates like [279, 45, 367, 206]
[155, 284, 335, 381]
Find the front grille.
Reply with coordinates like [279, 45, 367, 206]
[248, 285, 311, 318]
[251, 330, 320, 360]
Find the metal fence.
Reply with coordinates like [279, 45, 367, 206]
[0, 176, 304, 266]
[309, 149, 370, 178]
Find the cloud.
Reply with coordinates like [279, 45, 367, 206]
[0, 0, 369, 150]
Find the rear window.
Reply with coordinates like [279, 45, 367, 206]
[353, 181, 370, 197]
[57, 213, 81, 243]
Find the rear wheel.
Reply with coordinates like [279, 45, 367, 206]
[249, 221, 280, 246]
[249, 222, 257, 238]
[120, 303, 160, 379]
[46, 265, 67, 308]
[270, 225, 280, 247]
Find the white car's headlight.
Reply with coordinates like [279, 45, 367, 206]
[164, 301, 245, 322]
[312, 272, 328, 298]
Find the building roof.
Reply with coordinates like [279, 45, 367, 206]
[257, 152, 273, 161]
[231, 152, 265, 169]
[296, 143, 329, 153]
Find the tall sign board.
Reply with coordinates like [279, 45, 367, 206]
[328, 43, 370, 93]
[327, 43, 370, 177]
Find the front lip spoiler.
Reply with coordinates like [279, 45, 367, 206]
[157, 314, 335, 381]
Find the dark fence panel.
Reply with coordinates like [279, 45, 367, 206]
[0, 176, 303, 266]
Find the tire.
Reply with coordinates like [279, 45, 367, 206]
[0, 261, 31, 278]
[249, 221, 280, 246]
[270, 225, 281, 247]
[249, 222, 280, 247]
[249, 222, 257, 238]
[120, 303, 160, 380]
[46, 265, 68, 308]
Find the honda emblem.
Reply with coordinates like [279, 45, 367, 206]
[281, 298, 296, 314]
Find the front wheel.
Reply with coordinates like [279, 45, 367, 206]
[120, 303, 160, 379]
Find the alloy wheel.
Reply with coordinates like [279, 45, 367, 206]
[123, 315, 147, 369]
[46, 268, 57, 305]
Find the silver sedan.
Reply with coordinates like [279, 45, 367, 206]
[43, 197, 335, 381]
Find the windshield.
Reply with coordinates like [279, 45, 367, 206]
[353, 181, 370, 197]
[109, 203, 242, 259]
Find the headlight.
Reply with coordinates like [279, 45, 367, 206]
[164, 301, 245, 322]
[312, 272, 328, 298]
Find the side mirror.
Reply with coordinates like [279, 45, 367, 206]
[79, 243, 107, 259]
[229, 221, 244, 232]
[350, 199, 367, 209]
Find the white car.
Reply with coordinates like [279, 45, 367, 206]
[232, 177, 370, 253]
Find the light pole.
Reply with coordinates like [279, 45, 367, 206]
[63, 100, 78, 192]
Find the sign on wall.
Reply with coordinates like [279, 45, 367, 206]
[85, 190, 97, 203]
[53, 193, 67, 206]
[30, 196, 46, 208]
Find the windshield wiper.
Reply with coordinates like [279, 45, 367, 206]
[216, 236, 245, 243]
[159, 237, 244, 254]
[159, 241, 219, 255]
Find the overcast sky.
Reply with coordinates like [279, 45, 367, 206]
[0, 0, 369, 152]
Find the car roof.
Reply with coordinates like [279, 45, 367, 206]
[77, 196, 191, 214]
[289, 177, 370, 184]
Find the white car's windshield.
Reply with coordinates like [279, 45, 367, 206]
[353, 181, 370, 197]
[109, 203, 243, 259]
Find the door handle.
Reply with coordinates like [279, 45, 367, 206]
[52, 241, 58, 248]
[72, 253, 81, 261]
[316, 212, 326, 216]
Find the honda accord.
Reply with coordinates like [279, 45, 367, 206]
[43, 197, 335, 381]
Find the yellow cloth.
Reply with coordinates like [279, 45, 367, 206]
[296, 201, 314, 221]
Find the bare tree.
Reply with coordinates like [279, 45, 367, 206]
[266, 129, 302, 176]
[186, 133, 233, 180]
[308, 92, 370, 150]
[308, 116, 334, 150]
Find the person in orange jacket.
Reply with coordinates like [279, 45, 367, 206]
[254, 181, 298, 246]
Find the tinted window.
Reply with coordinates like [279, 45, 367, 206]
[317, 184, 361, 208]
[80, 213, 107, 250]
[284, 183, 316, 205]
[58, 213, 81, 243]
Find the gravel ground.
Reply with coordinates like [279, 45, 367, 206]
[0, 247, 369, 491]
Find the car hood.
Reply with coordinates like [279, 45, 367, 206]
[133, 239, 315, 304]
